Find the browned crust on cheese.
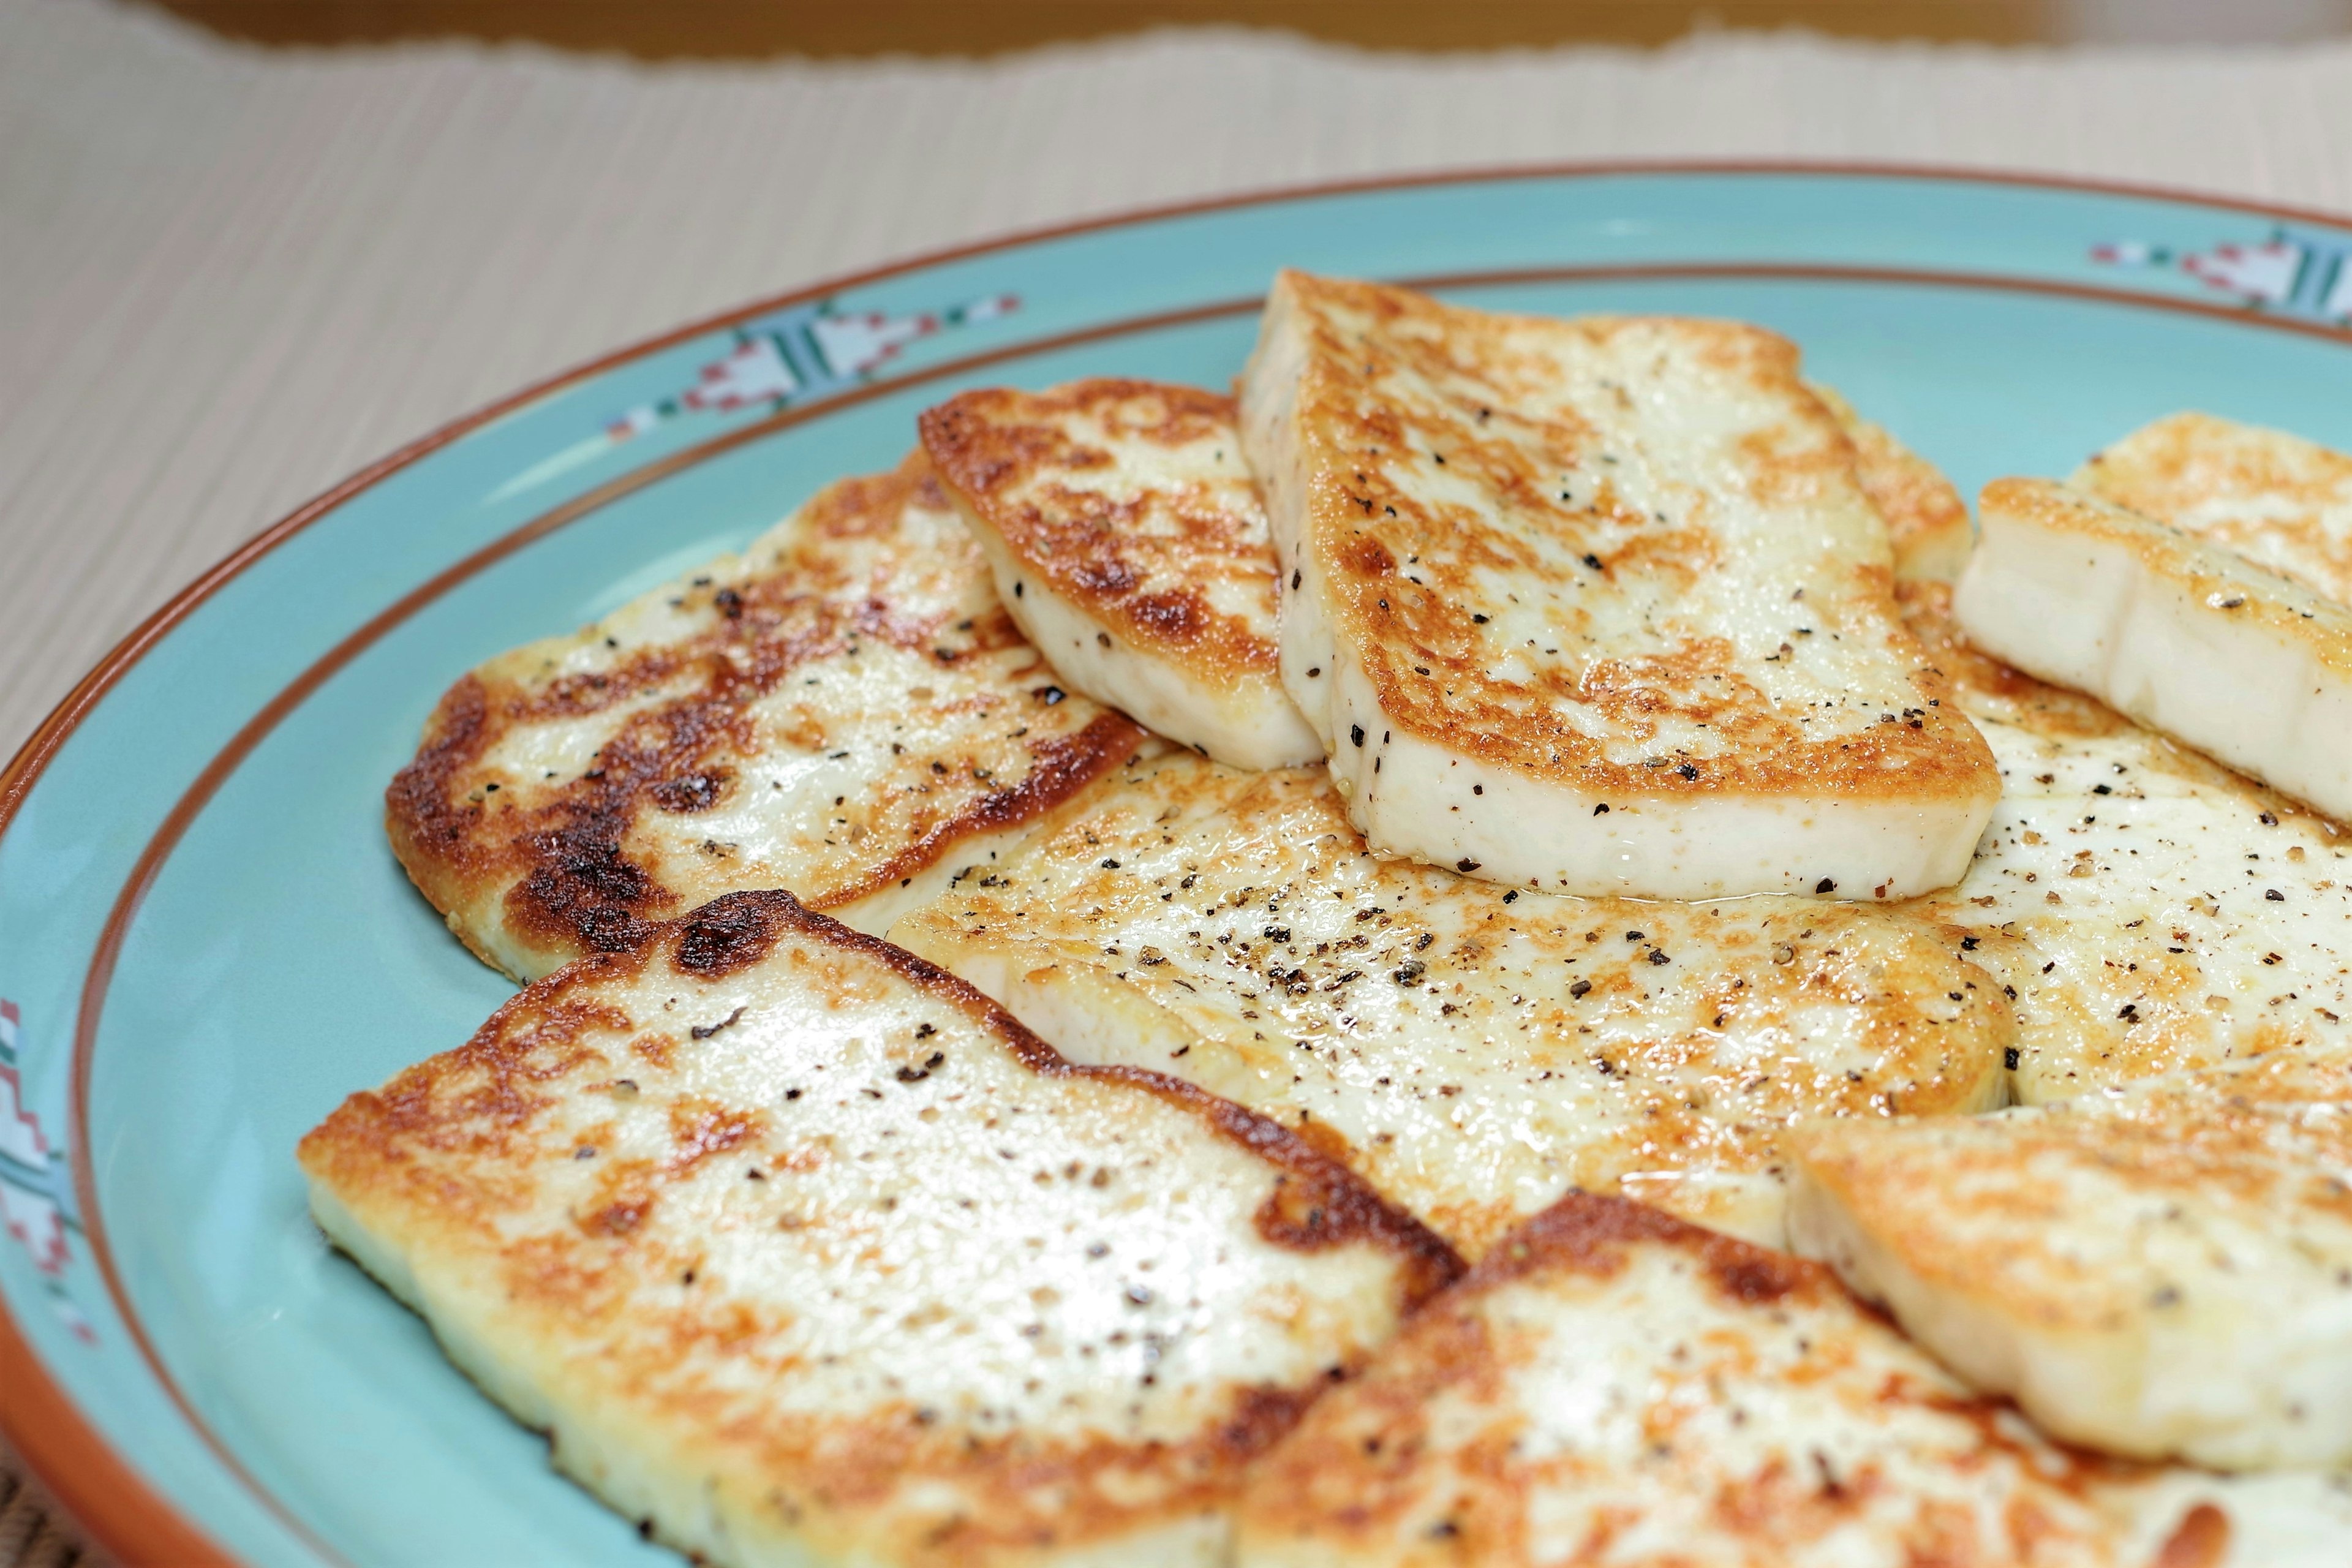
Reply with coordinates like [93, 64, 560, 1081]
[813, 716, 1144, 910]
[1820, 388, 1974, 582]
[1240, 1192, 2172, 1564]
[385, 454, 1145, 974]
[1448, 1190, 1825, 1312]
[308, 888, 1462, 1294]
[1982, 476, 2352, 674]
[1900, 578, 2352, 836]
[903, 754, 2016, 1261]
[2081, 410, 2352, 605]
[301, 890, 1461, 1559]
[1275, 274, 1996, 802]
[919, 379, 1278, 684]
[2155, 1504, 2232, 1568]
[755, 891, 1466, 1302]
[1792, 1054, 2352, 1330]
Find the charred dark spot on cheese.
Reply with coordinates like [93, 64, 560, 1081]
[1347, 537, 1396, 578]
[582, 1195, 653, 1237]
[1126, 589, 1207, 642]
[382, 455, 1147, 977]
[650, 770, 729, 813]
[1070, 557, 1140, 597]
[1709, 1254, 1801, 1306]
[506, 815, 669, 956]
[1246, 1157, 1461, 1306]
[671, 889, 796, 978]
[1215, 1382, 1327, 1464]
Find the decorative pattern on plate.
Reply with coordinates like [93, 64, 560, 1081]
[2095, 228, 2352, 323]
[491, 290, 1027, 502]
[0, 1000, 92, 1342]
[607, 293, 1021, 443]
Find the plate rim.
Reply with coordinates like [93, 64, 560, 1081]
[6, 155, 2350, 1567]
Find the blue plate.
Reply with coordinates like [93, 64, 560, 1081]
[7, 164, 2352, 1566]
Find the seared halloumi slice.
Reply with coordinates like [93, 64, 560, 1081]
[1238, 271, 2000, 902]
[2078, 411, 2352, 603]
[919, 380, 1319, 770]
[1901, 583, 2352, 1102]
[892, 753, 2010, 1257]
[1790, 1050, 2352, 1472]
[300, 889, 1460, 1568]
[1235, 1192, 2352, 1568]
[1956, 477, 2352, 823]
[1813, 382, 1974, 583]
[387, 454, 1146, 982]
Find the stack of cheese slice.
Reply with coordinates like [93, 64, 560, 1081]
[1235, 1192, 2352, 1566]
[1899, 578, 2352, 1104]
[894, 750, 2010, 1256]
[1934, 412, 2352, 1100]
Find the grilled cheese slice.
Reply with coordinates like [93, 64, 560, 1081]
[1790, 1049, 2352, 1471]
[1957, 477, 2352, 824]
[892, 753, 2010, 1257]
[1235, 1192, 2352, 1568]
[2077, 411, 2352, 603]
[386, 454, 1145, 981]
[1900, 582, 2352, 1102]
[920, 380, 1319, 769]
[1238, 271, 2000, 902]
[300, 889, 1460, 1568]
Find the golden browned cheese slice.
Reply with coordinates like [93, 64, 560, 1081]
[1898, 582, 2352, 1102]
[1812, 381, 1974, 583]
[1234, 1192, 2352, 1568]
[300, 889, 1460, 1568]
[1238, 270, 2001, 903]
[1790, 1049, 2352, 1473]
[1956, 477, 2352, 823]
[892, 752, 2010, 1259]
[2076, 410, 2352, 603]
[386, 454, 1147, 982]
[919, 380, 1319, 769]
